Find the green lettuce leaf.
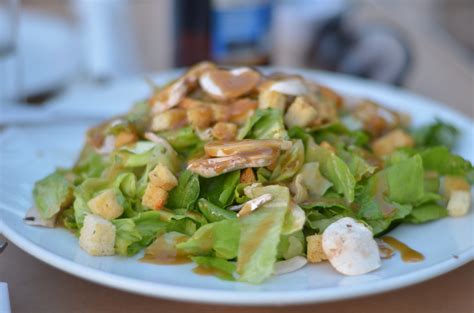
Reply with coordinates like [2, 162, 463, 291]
[73, 178, 109, 226]
[191, 256, 236, 281]
[237, 108, 288, 140]
[270, 140, 304, 182]
[237, 185, 289, 284]
[121, 141, 179, 172]
[177, 219, 240, 259]
[33, 170, 73, 220]
[112, 211, 168, 256]
[405, 203, 447, 224]
[199, 170, 240, 207]
[197, 198, 237, 222]
[306, 142, 356, 202]
[277, 231, 305, 260]
[420, 146, 473, 182]
[158, 126, 203, 156]
[386, 154, 425, 204]
[412, 119, 458, 150]
[167, 170, 200, 210]
[355, 171, 413, 235]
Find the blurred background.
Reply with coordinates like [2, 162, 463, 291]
[0, 0, 473, 117]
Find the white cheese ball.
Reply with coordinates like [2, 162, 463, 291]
[322, 217, 381, 275]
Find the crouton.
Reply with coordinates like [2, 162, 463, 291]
[87, 189, 124, 220]
[178, 97, 204, 110]
[371, 129, 414, 157]
[148, 164, 178, 191]
[443, 176, 470, 197]
[319, 85, 343, 109]
[210, 104, 230, 122]
[142, 183, 168, 210]
[284, 97, 318, 128]
[258, 90, 286, 111]
[447, 190, 471, 217]
[151, 108, 187, 131]
[306, 234, 327, 263]
[187, 105, 214, 129]
[79, 214, 116, 256]
[211, 122, 237, 141]
[114, 131, 137, 148]
[320, 141, 336, 153]
[240, 168, 256, 184]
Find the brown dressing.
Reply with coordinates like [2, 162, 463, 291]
[140, 254, 191, 265]
[192, 265, 228, 278]
[139, 234, 192, 265]
[382, 236, 424, 262]
[237, 216, 275, 272]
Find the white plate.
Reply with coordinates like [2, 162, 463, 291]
[0, 69, 473, 306]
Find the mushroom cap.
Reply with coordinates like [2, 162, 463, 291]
[322, 217, 381, 275]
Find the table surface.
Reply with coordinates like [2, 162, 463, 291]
[0, 238, 472, 313]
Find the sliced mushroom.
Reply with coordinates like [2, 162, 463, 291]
[204, 139, 292, 157]
[322, 217, 381, 276]
[187, 148, 277, 178]
[274, 256, 308, 275]
[267, 79, 310, 96]
[237, 193, 273, 217]
[199, 68, 261, 100]
[150, 62, 216, 114]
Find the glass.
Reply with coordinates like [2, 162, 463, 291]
[0, 0, 19, 102]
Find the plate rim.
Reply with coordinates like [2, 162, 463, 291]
[1, 68, 473, 305]
[1, 217, 472, 306]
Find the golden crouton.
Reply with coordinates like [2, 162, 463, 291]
[447, 190, 471, 217]
[284, 97, 318, 128]
[148, 164, 178, 191]
[211, 122, 237, 141]
[87, 189, 124, 220]
[142, 183, 168, 210]
[319, 141, 336, 153]
[79, 214, 116, 256]
[178, 97, 204, 110]
[319, 85, 343, 109]
[306, 234, 327, 263]
[151, 108, 187, 131]
[240, 168, 256, 184]
[210, 104, 230, 122]
[443, 176, 470, 197]
[187, 105, 214, 129]
[258, 90, 286, 111]
[114, 131, 137, 148]
[371, 129, 414, 157]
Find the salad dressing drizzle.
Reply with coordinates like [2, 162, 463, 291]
[140, 236, 191, 265]
[382, 236, 424, 262]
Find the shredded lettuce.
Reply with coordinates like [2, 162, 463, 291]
[33, 170, 72, 220]
[237, 185, 289, 284]
[199, 171, 240, 207]
[177, 219, 240, 259]
[237, 108, 288, 140]
[167, 170, 200, 210]
[270, 140, 304, 182]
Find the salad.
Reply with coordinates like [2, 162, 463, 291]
[27, 62, 473, 283]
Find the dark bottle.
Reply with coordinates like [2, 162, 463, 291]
[174, 0, 212, 67]
[174, 0, 271, 67]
